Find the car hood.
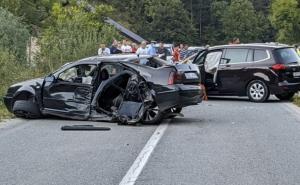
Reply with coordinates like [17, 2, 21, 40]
[11, 78, 44, 88]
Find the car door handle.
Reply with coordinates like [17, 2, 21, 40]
[219, 65, 231, 69]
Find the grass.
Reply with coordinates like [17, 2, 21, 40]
[293, 95, 300, 107]
[0, 100, 12, 121]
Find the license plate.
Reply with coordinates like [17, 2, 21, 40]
[293, 72, 300, 77]
[185, 73, 198, 79]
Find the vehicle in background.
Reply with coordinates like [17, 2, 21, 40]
[193, 43, 300, 102]
[187, 46, 205, 56]
[4, 54, 203, 124]
[180, 46, 206, 64]
[147, 43, 174, 63]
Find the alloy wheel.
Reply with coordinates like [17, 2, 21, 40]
[144, 105, 159, 121]
[249, 82, 265, 100]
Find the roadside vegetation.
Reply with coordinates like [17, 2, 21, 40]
[0, 0, 300, 120]
[293, 95, 300, 107]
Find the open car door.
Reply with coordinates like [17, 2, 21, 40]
[42, 64, 97, 120]
[91, 64, 153, 124]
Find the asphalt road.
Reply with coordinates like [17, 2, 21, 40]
[1, 97, 300, 185]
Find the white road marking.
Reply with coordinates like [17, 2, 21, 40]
[119, 121, 170, 185]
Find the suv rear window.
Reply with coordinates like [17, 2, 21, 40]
[274, 48, 300, 64]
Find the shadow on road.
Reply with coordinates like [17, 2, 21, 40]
[207, 96, 282, 103]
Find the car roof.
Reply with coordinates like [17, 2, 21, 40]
[209, 43, 291, 50]
[74, 54, 153, 65]
[188, 46, 205, 50]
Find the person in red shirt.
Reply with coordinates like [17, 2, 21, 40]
[172, 43, 180, 63]
[131, 43, 138, 53]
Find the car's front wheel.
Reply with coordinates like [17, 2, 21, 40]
[275, 92, 295, 101]
[247, 80, 270, 102]
[13, 99, 41, 119]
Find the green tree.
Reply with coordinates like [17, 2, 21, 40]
[0, 7, 30, 61]
[142, 0, 197, 43]
[270, 0, 300, 44]
[0, 0, 70, 35]
[37, 2, 119, 72]
[203, 0, 228, 45]
[222, 0, 265, 43]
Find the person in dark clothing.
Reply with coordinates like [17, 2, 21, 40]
[110, 40, 122, 54]
[157, 42, 169, 60]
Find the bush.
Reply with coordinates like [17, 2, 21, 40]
[0, 7, 30, 61]
[0, 50, 38, 120]
[36, 3, 120, 73]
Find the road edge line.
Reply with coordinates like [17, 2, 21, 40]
[119, 120, 170, 185]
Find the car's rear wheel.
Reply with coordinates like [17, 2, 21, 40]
[142, 103, 163, 124]
[13, 99, 41, 119]
[167, 107, 182, 118]
[247, 80, 269, 102]
[275, 92, 295, 101]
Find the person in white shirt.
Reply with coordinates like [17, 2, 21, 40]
[136, 41, 148, 55]
[98, 44, 110, 56]
[121, 40, 132, 53]
[136, 41, 148, 65]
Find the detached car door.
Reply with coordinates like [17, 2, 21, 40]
[42, 64, 97, 119]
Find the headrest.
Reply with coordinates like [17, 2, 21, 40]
[100, 69, 109, 81]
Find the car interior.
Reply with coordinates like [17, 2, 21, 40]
[57, 64, 97, 85]
[95, 63, 151, 121]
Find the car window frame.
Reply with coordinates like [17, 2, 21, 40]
[253, 49, 270, 62]
[220, 48, 271, 65]
[100, 62, 127, 78]
[56, 64, 98, 85]
[222, 48, 250, 65]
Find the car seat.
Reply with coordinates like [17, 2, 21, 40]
[100, 68, 109, 81]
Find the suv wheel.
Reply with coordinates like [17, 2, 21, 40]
[247, 80, 269, 102]
[275, 92, 295, 101]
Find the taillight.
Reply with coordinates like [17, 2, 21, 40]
[168, 72, 183, 85]
[271, 64, 286, 71]
[168, 72, 175, 85]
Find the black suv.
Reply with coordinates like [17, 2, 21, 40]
[193, 43, 300, 102]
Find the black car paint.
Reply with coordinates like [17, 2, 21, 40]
[193, 44, 300, 97]
[4, 56, 203, 122]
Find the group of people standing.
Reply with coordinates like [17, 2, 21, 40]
[98, 39, 191, 63]
[98, 39, 155, 56]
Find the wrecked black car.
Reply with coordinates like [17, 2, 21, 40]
[3, 54, 203, 124]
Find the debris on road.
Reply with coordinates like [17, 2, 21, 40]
[61, 125, 111, 131]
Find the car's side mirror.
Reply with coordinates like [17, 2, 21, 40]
[44, 74, 56, 83]
[220, 58, 231, 64]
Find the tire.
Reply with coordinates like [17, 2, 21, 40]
[13, 99, 41, 119]
[247, 80, 270, 102]
[142, 103, 163, 125]
[167, 107, 182, 118]
[275, 92, 295, 101]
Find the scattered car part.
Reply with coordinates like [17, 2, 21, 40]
[61, 125, 111, 131]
